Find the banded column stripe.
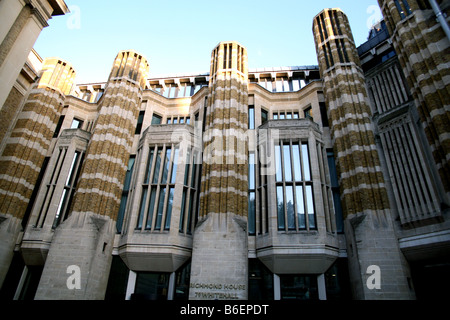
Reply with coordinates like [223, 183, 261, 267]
[200, 41, 249, 218]
[70, 50, 149, 221]
[313, 9, 391, 220]
[0, 58, 75, 219]
[378, 0, 450, 195]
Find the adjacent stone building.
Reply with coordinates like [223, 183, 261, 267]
[0, 0, 448, 300]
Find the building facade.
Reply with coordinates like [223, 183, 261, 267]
[0, 0, 449, 300]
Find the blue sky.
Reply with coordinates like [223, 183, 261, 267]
[34, 0, 382, 84]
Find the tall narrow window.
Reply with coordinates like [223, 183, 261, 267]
[53, 116, 65, 138]
[261, 109, 268, 125]
[304, 107, 313, 120]
[248, 152, 256, 235]
[223, 45, 228, 69]
[249, 106, 255, 130]
[327, 150, 343, 233]
[275, 141, 316, 231]
[116, 155, 135, 233]
[53, 151, 84, 228]
[394, 0, 406, 18]
[71, 118, 83, 129]
[135, 111, 145, 134]
[137, 145, 179, 232]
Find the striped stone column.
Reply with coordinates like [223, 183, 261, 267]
[199, 41, 249, 221]
[313, 9, 414, 299]
[378, 0, 450, 197]
[0, 58, 75, 287]
[70, 50, 149, 222]
[35, 51, 149, 300]
[189, 41, 249, 300]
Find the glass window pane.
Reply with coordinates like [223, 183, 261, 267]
[186, 117, 190, 124]
[279, 113, 285, 119]
[71, 118, 81, 129]
[286, 186, 295, 230]
[185, 85, 192, 97]
[134, 272, 169, 300]
[169, 86, 176, 98]
[184, 149, 191, 186]
[180, 118, 185, 124]
[190, 152, 198, 188]
[152, 147, 162, 184]
[187, 191, 194, 234]
[293, 112, 299, 119]
[284, 79, 291, 92]
[165, 187, 174, 230]
[280, 275, 318, 300]
[155, 187, 166, 230]
[275, 145, 282, 182]
[306, 185, 315, 229]
[146, 187, 157, 229]
[302, 144, 311, 181]
[173, 118, 178, 124]
[151, 114, 162, 125]
[261, 109, 268, 124]
[249, 106, 255, 130]
[276, 79, 283, 92]
[249, 153, 255, 190]
[161, 147, 171, 184]
[296, 185, 306, 229]
[266, 80, 273, 92]
[277, 186, 285, 230]
[273, 114, 278, 120]
[179, 189, 187, 232]
[248, 191, 256, 235]
[292, 144, 302, 181]
[66, 152, 80, 186]
[145, 148, 154, 184]
[137, 188, 148, 229]
[283, 144, 292, 181]
[286, 112, 292, 119]
[327, 151, 339, 187]
[292, 79, 300, 91]
[124, 156, 135, 190]
[171, 147, 179, 184]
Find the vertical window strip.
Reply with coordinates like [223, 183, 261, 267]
[335, 40, 345, 63]
[394, 0, 406, 19]
[333, 11, 343, 35]
[53, 150, 84, 229]
[248, 152, 256, 235]
[249, 105, 255, 130]
[116, 155, 135, 233]
[38, 148, 67, 227]
[340, 39, 350, 63]
[275, 141, 316, 232]
[323, 45, 330, 69]
[223, 45, 227, 70]
[316, 17, 325, 43]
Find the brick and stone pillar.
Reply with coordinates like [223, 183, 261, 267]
[34, 50, 149, 300]
[0, 58, 75, 287]
[189, 41, 249, 300]
[378, 0, 450, 198]
[313, 9, 414, 299]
